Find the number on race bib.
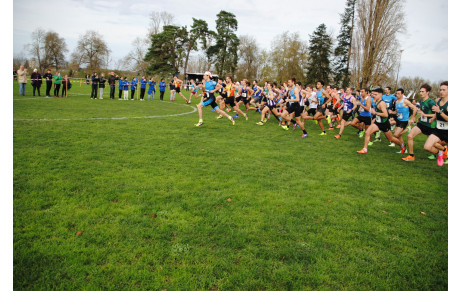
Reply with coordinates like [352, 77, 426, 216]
[421, 116, 428, 122]
[398, 113, 403, 119]
[376, 115, 382, 123]
[242, 93, 247, 97]
[437, 120, 448, 130]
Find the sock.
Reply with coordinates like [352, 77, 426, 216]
[410, 154, 414, 157]
[228, 116, 232, 120]
[303, 129, 307, 134]
[363, 148, 368, 152]
[199, 119, 203, 122]
[322, 130, 326, 133]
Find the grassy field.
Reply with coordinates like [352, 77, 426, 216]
[13, 81, 448, 290]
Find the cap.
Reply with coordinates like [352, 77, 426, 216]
[204, 71, 211, 76]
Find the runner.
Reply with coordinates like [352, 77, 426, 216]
[357, 88, 405, 154]
[350, 88, 372, 138]
[280, 79, 308, 138]
[173, 75, 190, 103]
[311, 80, 332, 135]
[219, 76, 247, 120]
[257, 82, 283, 125]
[189, 79, 198, 102]
[393, 88, 418, 154]
[236, 79, 254, 114]
[334, 87, 357, 139]
[195, 72, 235, 127]
[402, 84, 437, 161]
[423, 81, 448, 166]
[301, 85, 318, 121]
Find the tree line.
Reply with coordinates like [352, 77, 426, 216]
[18, 0, 441, 98]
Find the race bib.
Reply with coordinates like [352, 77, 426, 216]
[421, 115, 428, 122]
[437, 120, 448, 130]
[204, 92, 209, 98]
[397, 113, 403, 119]
[386, 103, 390, 108]
[242, 93, 247, 97]
[376, 115, 382, 123]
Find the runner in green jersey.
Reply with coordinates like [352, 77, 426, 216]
[402, 84, 437, 161]
[423, 81, 448, 166]
[357, 88, 405, 154]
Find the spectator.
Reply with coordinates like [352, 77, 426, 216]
[30, 68, 42, 96]
[118, 77, 124, 100]
[61, 74, 70, 97]
[140, 76, 147, 101]
[123, 77, 129, 100]
[91, 72, 99, 99]
[108, 72, 118, 99]
[130, 77, 138, 100]
[43, 69, 53, 97]
[147, 77, 156, 101]
[99, 73, 106, 99]
[17, 65, 28, 96]
[85, 74, 90, 85]
[159, 78, 166, 101]
[53, 71, 62, 97]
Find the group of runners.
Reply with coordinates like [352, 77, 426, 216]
[193, 71, 448, 166]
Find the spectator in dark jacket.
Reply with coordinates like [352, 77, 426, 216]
[91, 72, 99, 99]
[99, 73, 106, 99]
[31, 69, 42, 96]
[43, 69, 53, 97]
[108, 72, 119, 99]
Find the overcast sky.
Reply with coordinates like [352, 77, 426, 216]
[13, 0, 448, 82]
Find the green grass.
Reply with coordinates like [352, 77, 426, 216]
[13, 81, 447, 290]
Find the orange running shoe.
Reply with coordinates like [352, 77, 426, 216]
[402, 155, 415, 161]
[357, 148, 367, 154]
[334, 134, 341, 139]
[443, 146, 448, 159]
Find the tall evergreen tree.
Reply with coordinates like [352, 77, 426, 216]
[333, 0, 356, 88]
[306, 24, 333, 85]
[206, 11, 240, 77]
[183, 18, 209, 78]
[144, 25, 187, 76]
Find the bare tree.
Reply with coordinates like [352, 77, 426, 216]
[44, 31, 68, 71]
[236, 35, 260, 81]
[147, 11, 175, 36]
[350, 0, 406, 88]
[71, 30, 110, 72]
[124, 37, 150, 74]
[26, 28, 46, 72]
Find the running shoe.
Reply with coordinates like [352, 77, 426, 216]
[328, 127, 335, 130]
[368, 141, 374, 146]
[357, 148, 367, 154]
[334, 134, 341, 139]
[356, 130, 361, 136]
[326, 115, 332, 124]
[281, 125, 289, 131]
[233, 114, 239, 118]
[226, 108, 231, 112]
[256, 121, 264, 126]
[402, 155, 415, 161]
[314, 120, 318, 124]
[388, 143, 395, 147]
[187, 100, 191, 104]
[257, 108, 261, 114]
[216, 115, 223, 119]
[374, 137, 381, 142]
[336, 125, 341, 128]
[231, 118, 235, 125]
[400, 143, 406, 154]
[302, 133, 308, 138]
[443, 146, 448, 160]
[445, 159, 448, 165]
[359, 130, 365, 138]
[437, 150, 444, 167]
[428, 154, 436, 160]
[320, 132, 327, 136]
[195, 122, 204, 127]
[244, 113, 248, 121]
[293, 124, 297, 131]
